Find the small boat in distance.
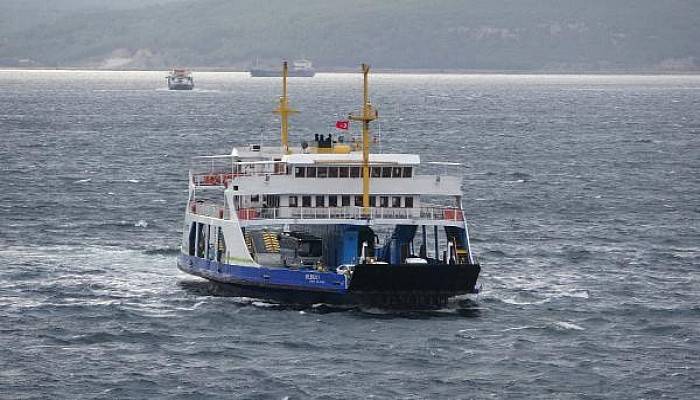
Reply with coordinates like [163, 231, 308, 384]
[250, 59, 315, 77]
[166, 68, 194, 90]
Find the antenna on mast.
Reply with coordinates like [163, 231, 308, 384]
[349, 63, 378, 215]
[273, 61, 298, 154]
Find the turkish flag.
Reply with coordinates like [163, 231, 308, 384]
[335, 120, 349, 130]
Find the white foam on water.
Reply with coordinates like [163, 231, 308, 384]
[498, 296, 551, 305]
[251, 301, 278, 308]
[503, 325, 541, 331]
[553, 321, 585, 331]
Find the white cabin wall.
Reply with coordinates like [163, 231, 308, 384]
[220, 220, 258, 266]
[280, 196, 289, 207]
[186, 212, 259, 267]
[181, 218, 192, 253]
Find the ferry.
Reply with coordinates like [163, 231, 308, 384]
[166, 68, 194, 90]
[250, 59, 315, 77]
[177, 62, 481, 308]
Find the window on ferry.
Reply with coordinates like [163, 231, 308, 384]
[404, 196, 414, 208]
[306, 167, 316, 178]
[380, 196, 389, 207]
[315, 195, 326, 207]
[302, 196, 312, 207]
[339, 167, 349, 178]
[371, 167, 381, 178]
[207, 225, 215, 260]
[350, 167, 361, 178]
[382, 167, 392, 178]
[341, 195, 351, 206]
[328, 195, 338, 207]
[188, 222, 196, 256]
[289, 196, 298, 207]
[393, 167, 402, 178]
[329, 167, 339, 178]
[263, 195, 280, 208]
[403, 167, 413, 178]
[317, 167, 328, 178]
[216, 227, 226, 262]
[370, 196, 377, 207]
[392, 196, 402, 208]
[251, 195, 259, 203]
[273, 158, 283, 174]
[196, 223, 205, 258]
[298, 240, 322, 258]
[295, 167, 305, 178]
[354, 195, 363, 206]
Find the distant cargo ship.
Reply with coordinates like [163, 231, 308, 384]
[250, 59, 315, 77]
[166, 68, 194, 90]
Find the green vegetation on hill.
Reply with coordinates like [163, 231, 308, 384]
[0, 0, 698, 71]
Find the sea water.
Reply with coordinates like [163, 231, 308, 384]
[0, 70, 698, 399]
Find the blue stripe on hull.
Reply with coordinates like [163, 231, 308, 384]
[177, 254, 348, 295]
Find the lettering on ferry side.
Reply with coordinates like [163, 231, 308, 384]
[305, 273, 323, 284]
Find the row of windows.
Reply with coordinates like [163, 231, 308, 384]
[294, 166, 413, 179]
[289, 195, 414, 208]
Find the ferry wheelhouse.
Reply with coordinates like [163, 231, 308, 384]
[178, 63, 480, 308]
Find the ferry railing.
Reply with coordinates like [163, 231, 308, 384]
[189, 202, 463, 222]
[233, 205, 463, 222]
[191, 161, 288, 186]
[188, 201, 229, 219]
[192, 170, 288, 186]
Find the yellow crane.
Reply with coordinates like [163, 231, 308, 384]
[273, 61, 298, 154]
[349, 64, 378, 215]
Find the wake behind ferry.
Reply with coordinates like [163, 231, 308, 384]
[177, 62, 481, 308]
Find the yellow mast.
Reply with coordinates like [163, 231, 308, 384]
[273, 61, 297, 154]
[349, 64, 378, 215]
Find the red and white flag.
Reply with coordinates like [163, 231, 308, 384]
[335, 120, 349, 130]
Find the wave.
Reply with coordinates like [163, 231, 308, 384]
[142, 246, 180, 256]
[502, 325, 544, 331]
[552, 321, 585, 331]
[510, 172, 533, 181]
[495, 296, 552, 306]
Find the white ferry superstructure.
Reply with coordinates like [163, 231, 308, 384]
[177, 62, 480, 308]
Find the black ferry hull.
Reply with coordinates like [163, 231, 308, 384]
[168, 83, 194, 90]
[178, 254, 479, 309]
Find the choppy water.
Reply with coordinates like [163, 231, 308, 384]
[1, 70, 698, 399]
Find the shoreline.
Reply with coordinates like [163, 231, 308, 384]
[1, 67, 699, 76]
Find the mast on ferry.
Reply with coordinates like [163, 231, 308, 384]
[349, 64, 378, 215]
[273, 61, 298, 154]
